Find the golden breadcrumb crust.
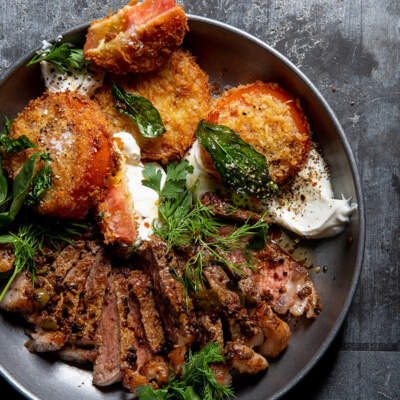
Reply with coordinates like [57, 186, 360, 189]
[4, 92, 117, 219]
[84, 0, 188, 74]
[94, 49, 212, 164]
[204, 81, 312, 185]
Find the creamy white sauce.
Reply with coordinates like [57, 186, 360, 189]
[38, 37, 104, 96]
[114, 132, 166, 244]
[264, 149, 357, 239]
[184, 141, 356, 239]
[41, 61, 104, 96]
[184, 140, 218, 195]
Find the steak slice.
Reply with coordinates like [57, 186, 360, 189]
[143, 239, 197, 372]
[197, 313, 224, 347]
[224, 341, 268, 374]
[73, 246, 111, 346]
[93, 277, 121, 386]
[252, 241, 321, 318]
[113, 269, 150, 391]
[200, 192, 271, 224]
[114, 269, 169, 392]
[58, 344, 97, 365]
[250, 302, 291, 359]
[1, 242, 83, 316]
[129, 270, 166, 354]
[203, 265, 262, 348]
[26, 242, 95, 353]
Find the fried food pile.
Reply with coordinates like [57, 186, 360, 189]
[0, 1, 323, 397]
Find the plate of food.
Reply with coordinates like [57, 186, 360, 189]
[0, 1, 364, 399]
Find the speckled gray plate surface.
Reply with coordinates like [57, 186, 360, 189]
[0, 15, 365, 400]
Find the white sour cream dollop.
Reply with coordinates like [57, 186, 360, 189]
[184, 141, 356, 239]
[184, 140, 218, 195]
[114, 132, 166, 243]
[264, 149, 357, 239]
[41, 61, 105, 97]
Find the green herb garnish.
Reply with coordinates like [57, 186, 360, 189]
[0, 220, 87, 301]
[142, 160, 269, 295]
[137, 342, 234, 400]
[0, 116, 35, 154]
[196, 120, 279, 199]
[111, 83, 166, 138]
[27, 41, 89, 73]
[25, 153, 53, 207]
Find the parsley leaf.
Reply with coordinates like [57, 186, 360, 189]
[111, 83, 166, 139]
[27, 42, 89, 73]
[142, 163, 163, 196]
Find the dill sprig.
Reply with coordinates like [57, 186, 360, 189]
[142, 161, 269, 296]
[137, 342, 234, 400]
[0, 220, 88, 301]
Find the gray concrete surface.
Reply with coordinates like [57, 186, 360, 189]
[0, 0, 399, 399]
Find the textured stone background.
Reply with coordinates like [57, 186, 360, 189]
[0, 0, 399, 399]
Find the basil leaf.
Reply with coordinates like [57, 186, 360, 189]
[27, 42, 89, 73]
[0, 135, 36, 154]
[0, 159, 9, 206]
[25, 153, 52, 207]
[196, 120, 279, 199]
[111, 83, 166, 138]
[0, 152, 42, 227]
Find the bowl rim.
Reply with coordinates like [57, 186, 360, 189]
[0, 14, 365, 400]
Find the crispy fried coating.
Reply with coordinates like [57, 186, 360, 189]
[204, 81, 312, 185]
[4, 92, 116, 219]
[84, 0, 188, 74]
[94, 49, 212, 164]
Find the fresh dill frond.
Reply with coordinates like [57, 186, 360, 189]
[143, 160, 269, 297]
[0, 220, 88, 301]
[137, 342, 234, 400]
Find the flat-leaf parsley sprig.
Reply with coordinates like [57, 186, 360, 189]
[27, 41, 89, 73]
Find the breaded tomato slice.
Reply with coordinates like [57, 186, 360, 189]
[97, 152, 138, 246]
[94, 49, 212, 164]
[4, 92, 116, 219]
[84, 0, 188, 74]
[204, 82, 311, 185]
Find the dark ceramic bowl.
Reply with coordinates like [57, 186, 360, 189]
[0, 15, 365, 400]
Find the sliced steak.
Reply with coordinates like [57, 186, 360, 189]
[203, 265, 262, 348]
[200, 192, 269, 224]
[58, 344, 97, 365]
[114, 270, 169, 391]
[129, 270, 166, 354]
[113, 270, 150, 391]
[250, 302, 291, 359]
[143, 239, 197, 372]
[252, 241, 321, 318]
[1, 243, 83, 316]
[93, 277, 121, 386]
[26, 242, 95, 353]
[73, 246, 111, 346]
[197, 313, 224, 347]
[224, 341, 268, 374]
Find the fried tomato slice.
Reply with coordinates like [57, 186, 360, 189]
[94, 49, 212, 164]
[203, 81, 312, 185]
[84, 0, 188, 74]
[4, 92, 116, 219]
